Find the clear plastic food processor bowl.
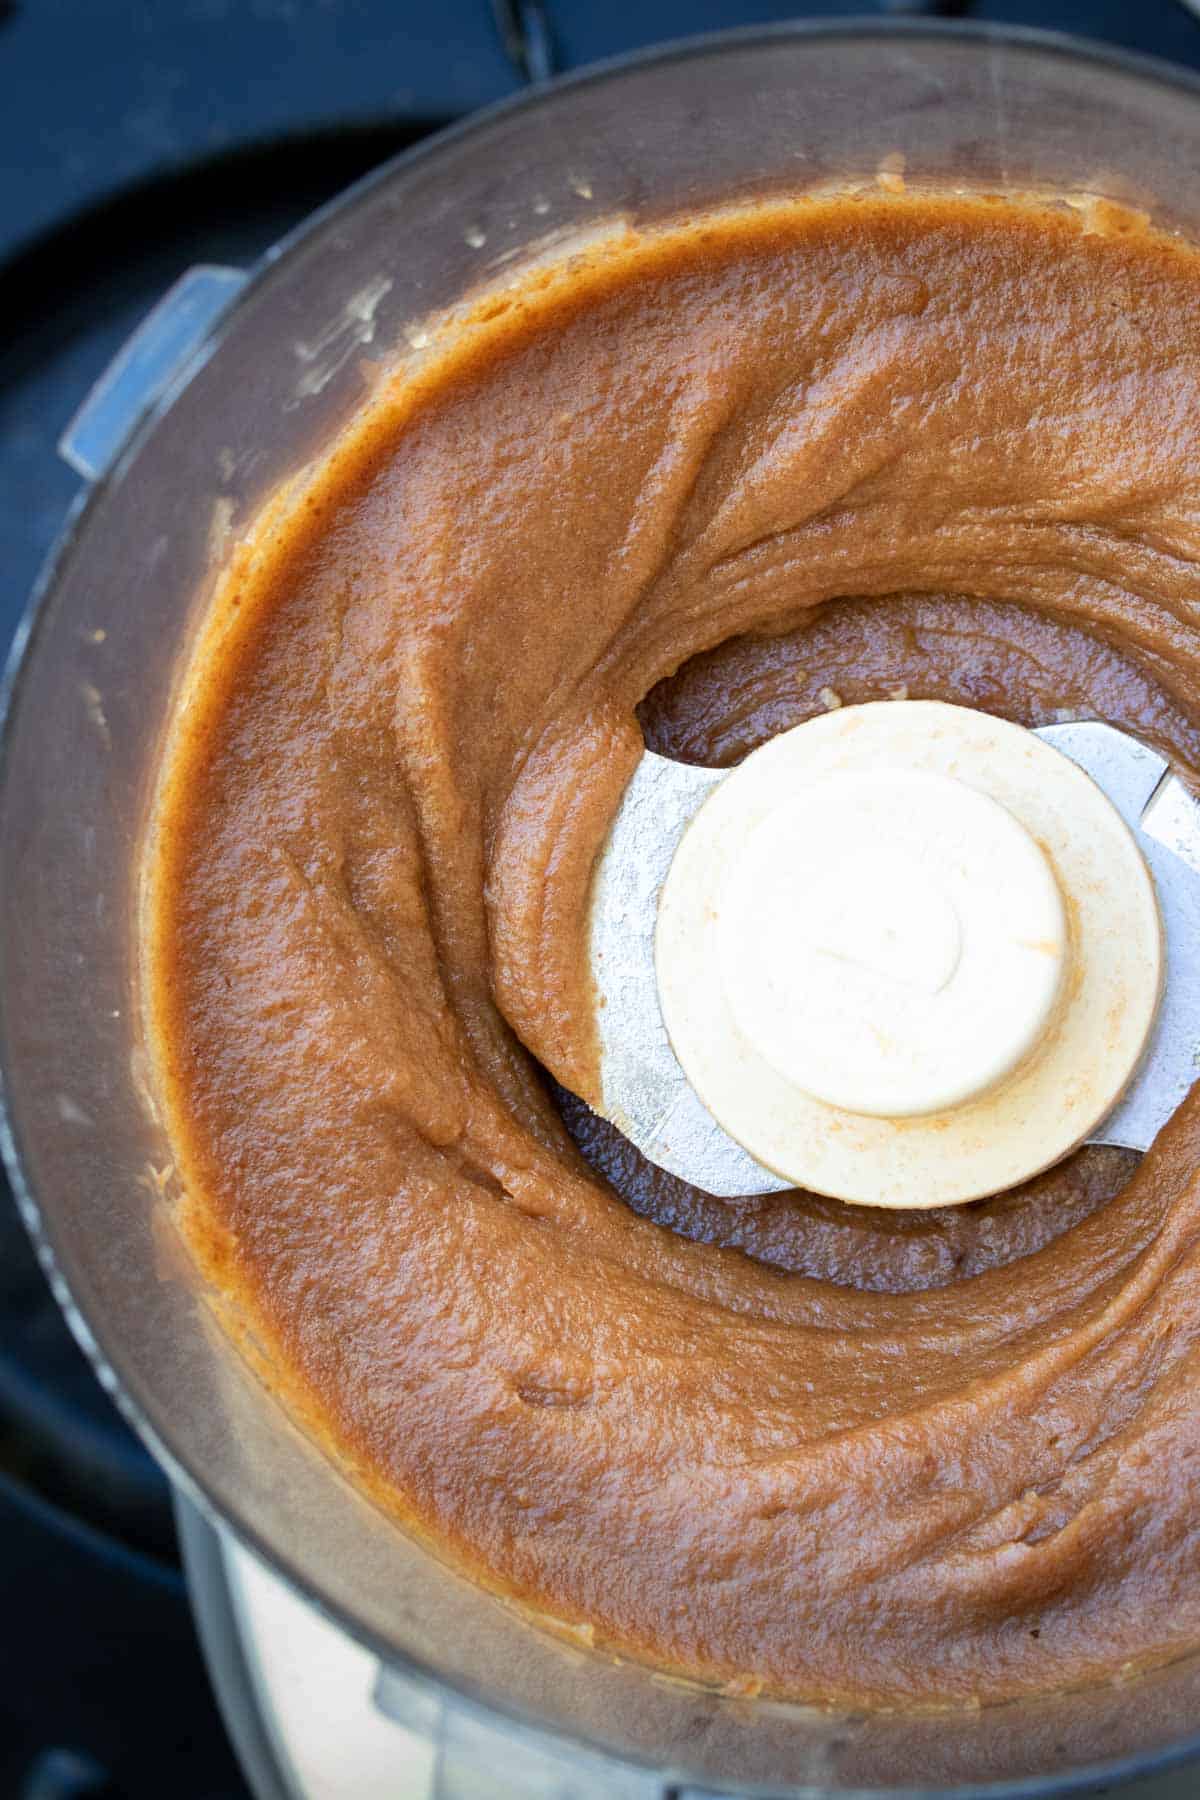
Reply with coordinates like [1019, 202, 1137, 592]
[5, 23, 1200, 1797]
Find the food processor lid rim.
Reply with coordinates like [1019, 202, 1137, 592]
[5, 18, 1200, 1797]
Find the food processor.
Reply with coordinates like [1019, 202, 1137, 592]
[7, 21, 1200, 1796]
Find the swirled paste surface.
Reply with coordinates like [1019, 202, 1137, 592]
[148, 195, 1200, 1706]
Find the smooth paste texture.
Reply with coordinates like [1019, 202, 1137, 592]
[147, 194, 1200, 1707]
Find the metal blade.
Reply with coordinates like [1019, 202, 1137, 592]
[586, 721, 1200, 1195]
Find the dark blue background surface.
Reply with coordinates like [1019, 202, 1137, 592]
[4, 4, 1200, 1794]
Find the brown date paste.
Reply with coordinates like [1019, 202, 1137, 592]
[146, 194, 1200, 1706]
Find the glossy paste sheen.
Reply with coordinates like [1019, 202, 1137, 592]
[147, 193, 1200, 1707]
